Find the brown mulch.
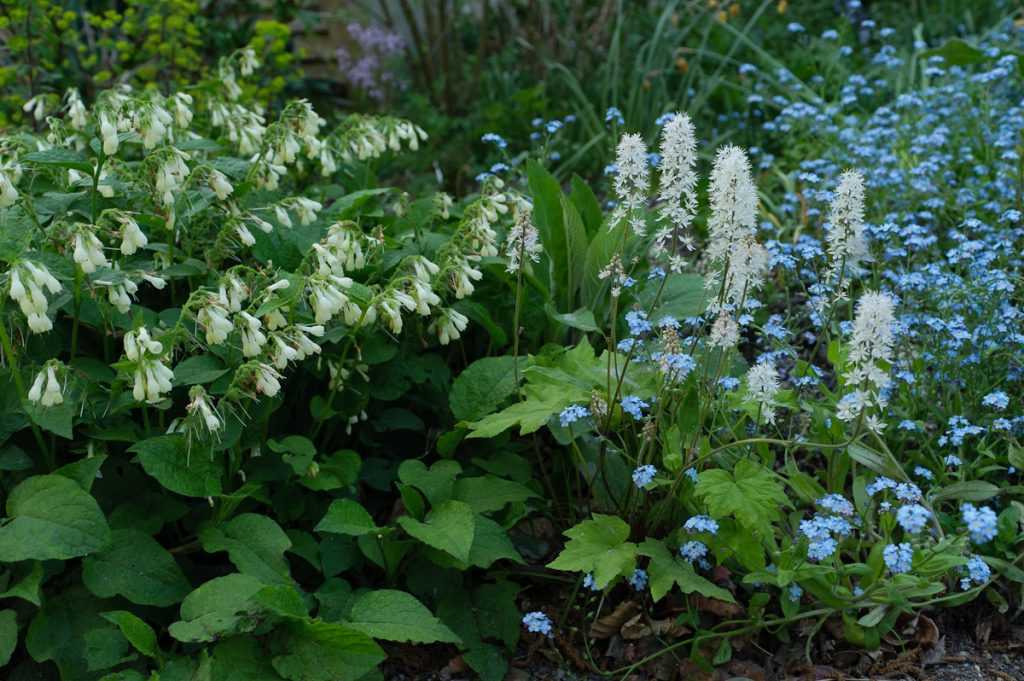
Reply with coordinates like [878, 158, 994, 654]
[381, 604, 1024, 681]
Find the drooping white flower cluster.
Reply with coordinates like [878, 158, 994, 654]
[335, 116, 428, 163]
[28, 362, 65, 407]
[115, 212, 148, 256]
[838, 290, 895, 422]
[7, 261, 62, 333]
[72, 224, 109, 273]
[155, 148, 191, 207]
[653, 113, 698, 270]
[86, 87, 193, 160]
[124, 327, 174, 404]
[186, 386, 222, 433]
[824, 169, 868, 293]
[611, 133, 651, 236]
[97, 264, 139, 314]
[0, 162, 20, 208]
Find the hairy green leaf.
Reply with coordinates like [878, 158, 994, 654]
[398, 500, 475, 562]
[0, 475, 110, 561]
[346, 589, 460, 644]
[101, 610, 159, 659]
[131, 434, 223, 497]
[83, 529, 191, 606]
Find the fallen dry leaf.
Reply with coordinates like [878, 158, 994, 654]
[725, 658, 768, 680]
[619, 613, 690, 640]
[590, 600, 640, 639]
[694, 595, 744, 618]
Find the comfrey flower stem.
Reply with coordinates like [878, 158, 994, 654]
[0, 314, 53, 469]
[70, 268, 82, 362]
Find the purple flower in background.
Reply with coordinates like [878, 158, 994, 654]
[336, 23, 406, 101]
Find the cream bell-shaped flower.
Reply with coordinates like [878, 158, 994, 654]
[72, 227, 108, 273]
[28, 364, 64, 407]
[118, 213, 148, 255]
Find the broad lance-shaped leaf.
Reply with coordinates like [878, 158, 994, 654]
[316, 499, 378, 536]
[345, 589, 460, 644]
[638, 539, 736, 603]
[169, 573, 267, 643]
[397, 500, 475, 563]
[467, 515, 523, 568]
[271, 620, 385, 681]
[208, 637, 286, 680]
[452, 475, 538, 513]
[449, 356, 520, 422]
[0, 475, 110, 561]
[199, 514, 293, 585]
[547, 514, 637, 588]
[101, 611, 159, 659]
[130, 434, 223, 497]
[0, 609, 15, 667]
[694, 459, 790, 535]
[83, 529, 191, 607]
[26, 586, 131, 677]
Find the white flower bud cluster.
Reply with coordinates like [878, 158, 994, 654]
[308, 274, 362, 326]
[22, 95, 47, 122]
[462, 184, 509, 258]
[8, 261, 62, 333]
[66, 89, 88, 130]
[430, 308, 469, 346]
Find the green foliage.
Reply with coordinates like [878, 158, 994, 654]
[695, 460, 791, 537]
[0, 51, 530, 678]
[1, 2, 1022, 677]
[548, 515, 637, 588]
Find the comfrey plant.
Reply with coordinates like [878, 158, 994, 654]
[0, 49, 537, 680]
[457, 104, 1022, 668]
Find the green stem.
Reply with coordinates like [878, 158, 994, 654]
[0, 317, 54, 470]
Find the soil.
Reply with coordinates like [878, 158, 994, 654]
[382, 608, 1024, 681]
